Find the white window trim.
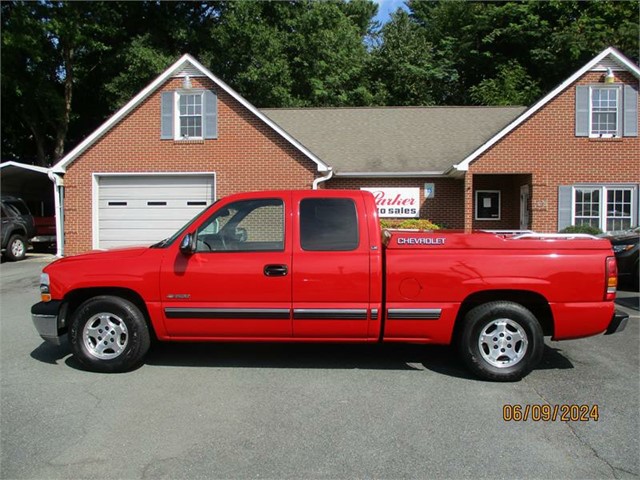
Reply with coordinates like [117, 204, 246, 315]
[174, 90, 204, 141]
[589, 85, 622, 138]
[475, 190, 501, 221]
[571, 185, 638, 232]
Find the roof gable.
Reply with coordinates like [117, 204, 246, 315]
[0, 161, 50, 175]
[52, 54, 329, 174]
[453, 47, 640, 173]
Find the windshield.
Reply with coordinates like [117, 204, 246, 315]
[150, 202, 216, 248]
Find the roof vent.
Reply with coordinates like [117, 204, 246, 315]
[175, 63, 205, 78]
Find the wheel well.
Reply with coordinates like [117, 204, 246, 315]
[6, 229, 27, 240]
[453, 290, 554, 339]
[62, 288, 155, 337]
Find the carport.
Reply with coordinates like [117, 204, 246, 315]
[0, 161, 64, 256]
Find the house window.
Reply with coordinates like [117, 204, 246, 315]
[590, 87, 620, 136]
[177, 92, 203, 139]
[161, 89, 217, 141]
[475, 191, 501, 221]
[606, 188, 633, 231]
[574, 188, 601, 228]
[573, 186, 636, 232]
[575, 84, 637, 138]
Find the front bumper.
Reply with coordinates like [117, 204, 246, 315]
[30, 235, 56, 243]
[605, 309, 629, 335]
[31, 301, 65, 345]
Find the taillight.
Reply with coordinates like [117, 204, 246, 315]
[605, 256, 618, 301]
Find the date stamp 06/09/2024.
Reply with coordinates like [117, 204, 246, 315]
[503, 404, 600, 422]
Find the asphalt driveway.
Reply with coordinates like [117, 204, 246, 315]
[1, 255, 638, 479]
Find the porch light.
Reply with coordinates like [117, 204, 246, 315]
[183, 75, 192, 89]
[604, 68, 615, 83]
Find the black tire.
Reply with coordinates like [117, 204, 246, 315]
[458, 301, 544, 382]
[5, 234, 27, 261]
[69, 296, 151, 373]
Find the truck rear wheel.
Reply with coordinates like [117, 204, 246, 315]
[459, 301, 544, 382]
[69, 296, 150, 373]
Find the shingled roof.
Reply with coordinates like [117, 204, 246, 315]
[261, 106, 526, 176]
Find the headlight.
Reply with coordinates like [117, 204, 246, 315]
[40, 273, 51, 302]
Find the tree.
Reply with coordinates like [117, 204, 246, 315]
[1, 0, 380, 165]
[1, 2, 120, 165]
[209, 0, 378, 107]
[368, 10, 457, 106]
[409, 0, 639, 105]
[469, 60, 541, 105]
[2, 0, 637, 164]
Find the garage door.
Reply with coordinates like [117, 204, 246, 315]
[97, 174, 215, 249]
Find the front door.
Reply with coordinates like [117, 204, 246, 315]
[291, 194, 371, 339]
[160, 195, 292, 338]
[520, 185, 531, 230]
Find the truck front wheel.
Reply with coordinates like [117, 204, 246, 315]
[69, 296, 150, 373]
[459, 301, 544, 382]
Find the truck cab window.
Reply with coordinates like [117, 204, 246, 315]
[196, 199, 284, 252]
[300, 198, 359, 251]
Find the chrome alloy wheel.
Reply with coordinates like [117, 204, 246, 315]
[478, 318, 528, 368]
[10, 238, 25, 258]
[83, 313, 129, 360]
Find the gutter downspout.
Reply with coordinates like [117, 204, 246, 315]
[47, 171, 64, 257]
[312, 168, 333, 190]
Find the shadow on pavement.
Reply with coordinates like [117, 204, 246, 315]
[30, 340, 575, 381]
[30, 337, 70, 365]
[616, 296, 639, 311]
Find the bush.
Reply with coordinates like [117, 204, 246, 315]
[380, 219, 441, 230]
[560, 225, 602, 235]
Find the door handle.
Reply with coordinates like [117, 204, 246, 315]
[264, 264, 288, 277]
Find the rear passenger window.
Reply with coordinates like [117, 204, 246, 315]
[300, 198, 359, 251]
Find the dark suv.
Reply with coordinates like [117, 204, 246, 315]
[608, 229, 639, 291]
[1, 196, 36, 261]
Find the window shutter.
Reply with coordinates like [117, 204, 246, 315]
[575, 86, 589, 137]
[161, 92, 174, 139]
[204, 90, 218, 139]
[557, 186, 573, 231]
[623, 85, 638, 137]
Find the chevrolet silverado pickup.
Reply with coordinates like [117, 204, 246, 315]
[31, 190, 628, 381]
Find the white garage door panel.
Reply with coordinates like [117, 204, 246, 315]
[99, 228, 183, 242]
[101, 189, 212, 200]
[99, 207, 202, 221]
[97, 174, 215, 249]
[99, 219, 192, 230]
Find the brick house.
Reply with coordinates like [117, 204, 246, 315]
[50, 47, 639, 256]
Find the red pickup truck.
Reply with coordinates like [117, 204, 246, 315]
[31, 190, 628, 381]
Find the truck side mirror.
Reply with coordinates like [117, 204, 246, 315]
[179, 233, 197, 255]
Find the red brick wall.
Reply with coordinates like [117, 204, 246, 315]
[467, 71, 640, 232]
[64, 76, 317, 255]
[327, 177, 465, 229]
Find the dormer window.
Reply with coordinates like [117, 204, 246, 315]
[178, 92, 203, 139]
[161, 89, 218, 141]
[575, 84, 637, 138]
[590, 86, 620, 137]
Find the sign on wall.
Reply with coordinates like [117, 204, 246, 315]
[361, 187, 420, 218]
[424, 183, 435, 198]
